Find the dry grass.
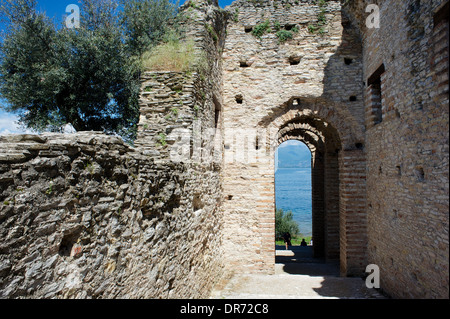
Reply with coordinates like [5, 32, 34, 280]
[142, 39, 199, 72]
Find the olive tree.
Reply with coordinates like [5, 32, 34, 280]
[0, 0, 178, 142]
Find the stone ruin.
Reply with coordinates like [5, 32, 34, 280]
[0, 0, 448, 299]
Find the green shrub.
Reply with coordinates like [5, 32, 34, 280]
[308, 25, 317, 33]
[307, 0, 329, 35]
[233, 8, 239, 22]
[205, 23, 218, 42]
[275, 208, 300, 239]
[274, 21, 282, 31]
[252, 20, 271, 39]
[276, 30, 293, 43]
[158, 133, 167, 146]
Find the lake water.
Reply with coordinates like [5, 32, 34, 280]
[275, 168, 312, 236]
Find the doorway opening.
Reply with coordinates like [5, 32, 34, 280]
[274, 140, 339, 275]
[271, 106, 348, 275]
[275, 140, 312, 248]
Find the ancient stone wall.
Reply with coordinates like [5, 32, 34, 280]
[0, 1, 227, 299]
[136, 0, 227, 167]
[351, 0, 449, 299]
[221, 0, 368, 276]
[219, 0, 448, 298]
[0, 0, 448, 300]
[0, 133, 222, 298]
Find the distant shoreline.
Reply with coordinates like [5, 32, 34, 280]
[275, 235, 312, 246]
[276, 166, 311, 169]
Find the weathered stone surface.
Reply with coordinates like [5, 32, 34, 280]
[0, 133, 224, 299]
[0, 0, 448, 300]
[351, 0, 449, 299]
[220, 0, 367, 278]
[215, 0, 448, 299]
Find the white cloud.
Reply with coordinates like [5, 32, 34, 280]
[0, 111, 32, 134]
[0, 111, 78, 135]
[0, 128, 13, 135]
[0, 112, 20, 132]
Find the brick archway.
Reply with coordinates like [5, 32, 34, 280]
[267, 97, 368, 276]
[221, 97, 368, 277]
[276, 121, 337, 261]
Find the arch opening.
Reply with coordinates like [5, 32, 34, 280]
[220, 96, 368, 277]
[275, 140, 313, 248]
[275, 112, 342, 266]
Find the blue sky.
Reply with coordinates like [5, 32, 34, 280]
[31, 0, 236, 21]
[23, 0, 235, 21]
[0, 0, 236, 134]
